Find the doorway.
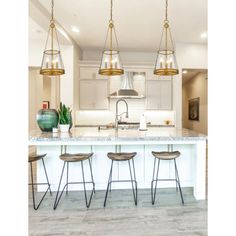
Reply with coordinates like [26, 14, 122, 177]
[182, 69, 208, 135]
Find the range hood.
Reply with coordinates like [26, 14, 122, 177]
[109, 72, 145, 99]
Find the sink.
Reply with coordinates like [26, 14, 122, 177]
[118, 121, 140, 125]
[98, 122, 151, 131]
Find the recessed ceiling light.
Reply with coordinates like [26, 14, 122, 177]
[201, 32, 207, 38]
[182, 70, 188, 74]
[71, 26, 80, 33]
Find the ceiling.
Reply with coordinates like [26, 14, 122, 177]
[182, 69, 207, 85]
[33, 0, 207, 51]
[29, 17, 47, 42]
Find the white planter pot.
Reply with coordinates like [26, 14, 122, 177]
[59, 124, 70, 133]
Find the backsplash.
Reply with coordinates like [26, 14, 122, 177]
[76, 99, 175, 125]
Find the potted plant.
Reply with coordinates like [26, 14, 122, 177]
[58, 102, 72, 132]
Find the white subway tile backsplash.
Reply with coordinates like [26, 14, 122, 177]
[76, 99, 175, 125]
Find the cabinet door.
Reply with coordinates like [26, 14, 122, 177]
[94, 80, 109, 109]
[146, 80, 172, 110]
[79, 80, 95, 109]
[160, 80, 172, 110]
[80, 68, 97, 79]
[146, 80, 161, 109]
[80, 80, 109, 110]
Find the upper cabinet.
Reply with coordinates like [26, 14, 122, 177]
[79, 80, 109, 110]
[79, 63, 173, 111]
[146, 80, 172, 110]
[79, 65, 109, 110]
[80, 67, 105, 80]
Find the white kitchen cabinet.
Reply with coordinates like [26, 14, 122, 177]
[146, 69, 171, 81]
[146, 80, 172, 110]
[79, 79, 109, 110]
[80, 67, 97, 79]
[80, 67, 107, 80]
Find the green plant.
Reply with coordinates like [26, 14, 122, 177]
[58, 102, 72, 125]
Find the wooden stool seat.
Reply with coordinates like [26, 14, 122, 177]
[152, 151, 180, 160]
[107, 152, 137, 161]
[59, 153, 93, 162]
[28, 153, 47, 162]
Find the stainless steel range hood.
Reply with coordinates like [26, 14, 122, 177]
[109, 72, 145, 99]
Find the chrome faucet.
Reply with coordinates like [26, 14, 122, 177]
[115, 99, 129, 130]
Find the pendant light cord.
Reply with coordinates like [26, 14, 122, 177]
[165, 0, 168, 21]
[110, 0, 113, 21]
[51, 0, 54, 22]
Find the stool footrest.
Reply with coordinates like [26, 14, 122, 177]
[65, 181, 95, 186]
[108, 180, 137, 183]
[151, 179, 179, 182]
[29, 182, 51, 186]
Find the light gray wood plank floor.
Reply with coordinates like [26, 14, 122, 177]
[29, 188, 207, 236]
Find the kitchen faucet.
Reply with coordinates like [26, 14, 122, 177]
[115, 99, 129, 130]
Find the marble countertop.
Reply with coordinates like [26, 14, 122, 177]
[29, 127, 207, 143]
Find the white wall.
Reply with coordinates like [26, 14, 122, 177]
[80, 43, 208, 128]
[29, 39, 82, 126]
[28, 68, 43, 131]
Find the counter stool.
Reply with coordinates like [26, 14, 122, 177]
[104, 152, 138, 207]
[53, 153, 95, 210]
[28, 153, 52, 210]
[151, 151, 184, 205]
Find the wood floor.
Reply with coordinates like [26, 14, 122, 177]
[29, 188, 207, 236]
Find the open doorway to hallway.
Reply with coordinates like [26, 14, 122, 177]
[182, 69, 208, 135]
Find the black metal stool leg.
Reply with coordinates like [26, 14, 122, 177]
[104, 160, 114, 207]
[81, 160, 89, 208]
[174, 159, 184, 204]
[29, 161, 50, 210]
[88, 158, 96, 194]
[175, 162, 178, 192]
[152, 159, 160, 205]
[42, 158, 52, 196]
[151, 157, 156, 204]
[30, 162, 37, 210]
[80, 160, 95, 208]
[132, 158, 138, 204]
[53, 162, 66, 210]
[128, 160, 137, 205]
[109, 167, 112, 193]
[66, 162, 69, 195]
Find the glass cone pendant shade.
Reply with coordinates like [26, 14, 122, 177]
[99, 48, 124, 76]
[40, 1, 65, 76]
[154, 0, 178, 76]
[99, 0, 124, 76]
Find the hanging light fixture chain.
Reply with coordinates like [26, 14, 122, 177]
[165, 0, 168, 21]
[110, 0, 113, 21]
[51, 0, 54, 22]
[51, 0, 54, 67]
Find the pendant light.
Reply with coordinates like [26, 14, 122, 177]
[40, 0, 65, 76]
[154, 0, 178, 76]
[99, 0, 124, 76]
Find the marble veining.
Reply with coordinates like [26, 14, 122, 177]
[29, 127, 207, 143]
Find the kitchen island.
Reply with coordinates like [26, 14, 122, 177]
[29, 127, 207, 200]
